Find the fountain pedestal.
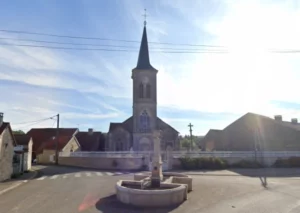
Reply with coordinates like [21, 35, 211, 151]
[151, 130, 163, 187]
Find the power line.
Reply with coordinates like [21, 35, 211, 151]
[14, 119, 53, 130]
[0, 29, 224, 47]
[0, 43, 229, 53]
[0, 37, 226, 51]
[12, 115, 57, 125]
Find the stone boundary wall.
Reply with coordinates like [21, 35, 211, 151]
[58, 156, 144, 170]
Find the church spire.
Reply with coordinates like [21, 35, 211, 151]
[134, 19, 157, 71]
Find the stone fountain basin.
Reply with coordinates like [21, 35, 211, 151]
[116, 180, 188, 207]
[134, 172, 193, 192]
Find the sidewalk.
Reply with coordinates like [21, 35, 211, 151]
[0, 169, 39, 196]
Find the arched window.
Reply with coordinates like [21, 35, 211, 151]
[140, 110, 150, 132]
[146, 84, 151, 98]
[139, 83, 144, 98]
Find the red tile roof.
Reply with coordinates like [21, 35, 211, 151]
[0, 122, 17, 146]
[41, 135, 73, 151]
[27, 128, 78, 154]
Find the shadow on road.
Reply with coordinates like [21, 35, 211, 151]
[228, 168, 300, 178]
[259, 176, 268, 188]
[95, 194, 179, 213]
[31, 164, 141, 179]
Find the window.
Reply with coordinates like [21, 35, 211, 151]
[146, 84, 151, 98]
[139, 110, 150, 132]
[139, 83, 144, 98]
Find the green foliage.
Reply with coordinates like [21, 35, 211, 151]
[179, 157, 228, 170]
[13, 130, 25, 134]
[179, 157, 265, 170]
[273, 157, 300, 168]
[179, 135, 202, 150]
[231, 160, 263, 168]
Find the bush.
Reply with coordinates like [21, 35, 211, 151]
[179, 157, 228, 170]
[273, 157, 300, 168]
[231, 160, 263, 168]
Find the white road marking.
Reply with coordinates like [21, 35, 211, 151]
[96, 172, 103, 176]
[37, 176, 46, 180]
[114, 172, 123, 175]
[50, 175, 58, 179]
[86, 172, 91, 177]
[75, 173, 81, 178]
[105, 172, 113, 176]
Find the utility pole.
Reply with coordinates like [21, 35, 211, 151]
[188, 123, 193, 152]
[55, 114, 60, 165]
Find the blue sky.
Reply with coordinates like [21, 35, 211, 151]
[0, 0, 300, 135]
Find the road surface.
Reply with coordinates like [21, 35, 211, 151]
[1, 166, 300, 213]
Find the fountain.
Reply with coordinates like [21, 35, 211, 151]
[116, 130, 193, 207]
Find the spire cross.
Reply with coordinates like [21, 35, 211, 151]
[143, 9, 147, 26]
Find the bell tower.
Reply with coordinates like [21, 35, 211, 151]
[131, 21, 158, 151]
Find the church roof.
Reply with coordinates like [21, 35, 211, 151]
[157, 117, 179, 133]
[109, 116, 133, 133]
[133, 26, 157, 71]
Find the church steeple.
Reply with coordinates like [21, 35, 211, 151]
[134, 26, 157, 71]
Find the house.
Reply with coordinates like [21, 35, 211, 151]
[27, 128, 78, 161]
[0, 113, 17, 181]
[14, 134, 33, 171]
[75, 128, 105, 151]
[36, 134, 80, 164]
[201, 129, 222, 151]
[203, 113, 300, 151]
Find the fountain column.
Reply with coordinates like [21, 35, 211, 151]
[151, 130, 163, 187]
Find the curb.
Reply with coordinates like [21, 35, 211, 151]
[0, 170, 39, 196]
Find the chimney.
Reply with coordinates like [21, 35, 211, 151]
[274, 115, 282, 121]
[0, 112, 3, 126]
[291, 118, 298, 124]
[88, 128, 93, 135]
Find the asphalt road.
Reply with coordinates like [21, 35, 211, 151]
[1, 166, 300, 213]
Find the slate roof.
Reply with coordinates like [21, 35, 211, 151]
[109, 116, 133, 133]
[108, 116, 179, 134]
[0, 122, 17, 146]
[27, 128, 78, 154]
[157, 117, 179, 133]
[133, 26, 157, 71]
[75, 131, 103, 151]
[14, 134, 31, 146]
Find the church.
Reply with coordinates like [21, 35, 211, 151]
[107, 24, 179, 152]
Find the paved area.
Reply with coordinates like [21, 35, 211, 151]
[1, 166, 300, 212]
[0, 170, 38, 195]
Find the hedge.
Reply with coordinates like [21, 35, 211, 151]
[178, 157, 263, 170]
[273, 157, 300, 168]
[179, 157, 228, 170]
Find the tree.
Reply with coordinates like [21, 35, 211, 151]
[179, 135, 205, 150]
[13, 130, 25, 135]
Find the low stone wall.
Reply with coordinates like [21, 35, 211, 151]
[58, 156, 144, 170]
